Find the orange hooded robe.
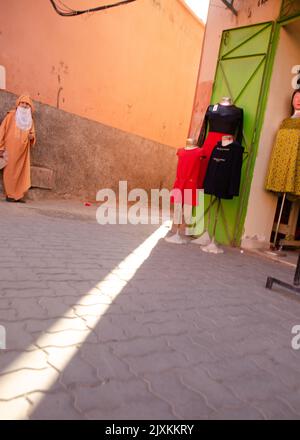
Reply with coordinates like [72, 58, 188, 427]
[0, 95, 36, 200]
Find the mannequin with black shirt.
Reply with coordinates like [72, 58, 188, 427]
[201, 135, 242, 253]
[192, 97, 244, 245]
[197, 98, 244, 149]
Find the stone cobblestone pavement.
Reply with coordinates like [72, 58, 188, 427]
[0, 201, 300, 420]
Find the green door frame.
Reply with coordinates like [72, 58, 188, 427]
[232, 21, 277, 245]
[207, 21, 276, 246]
[216, 8, 300, 246]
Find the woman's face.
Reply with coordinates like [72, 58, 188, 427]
[292, 92, 300, 111]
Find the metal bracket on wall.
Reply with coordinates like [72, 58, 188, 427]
[220, 0, 238, 16]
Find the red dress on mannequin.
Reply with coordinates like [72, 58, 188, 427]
[171, 147, 205, 206]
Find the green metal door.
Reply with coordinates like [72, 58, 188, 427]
[207, 21, 275, 246]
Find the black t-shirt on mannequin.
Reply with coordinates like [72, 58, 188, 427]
[197, 104, 244, 147]
[204, 141, 244, 200]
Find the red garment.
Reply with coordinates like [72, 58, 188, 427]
[198, 131, 231, 188]
[171, 147, 205, 206]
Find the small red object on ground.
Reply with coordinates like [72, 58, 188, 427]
[84, 202, 91, 207]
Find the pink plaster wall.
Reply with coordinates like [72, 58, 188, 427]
[0, 0, 204, 148]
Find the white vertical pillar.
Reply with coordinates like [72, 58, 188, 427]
[0, 325, 6, 349]
[0, 66, 6, 89]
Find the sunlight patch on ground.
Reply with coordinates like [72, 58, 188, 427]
[0, 222, 171, 419]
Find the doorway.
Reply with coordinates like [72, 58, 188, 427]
[265, 19, 300, 250]
[241, 16, 300, 254]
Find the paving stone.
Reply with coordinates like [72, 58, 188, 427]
[45, 346, 99, 387]
[46, 281, 85, 295]
[225, 370, 292, 403]
[72, 378, 172, 419]
[10, 298, 47, 320]
[0, 397, 32, 420]
[144, 371, 214, 419]
[24, 317, 87, 333]
[247, 353, 300, 389]
[4, 322, 36, 351]
[0, 309, 18, 321]
[148, 320, 195, 337]
[229, 335, 280, 357]
[265, 347, 300, 372]
[179, 366, 244, 410]
[37, 298, 78, 319]
[165, 334, 216, 364]
[28, 391, 84, 420]
[110, 335, 169, 359]
[110, 318, 153, 340]
[0, 268, 40, 282]
[276, 391, 300, 416]
[202, 357, 266, 382]
[79, 343, 132, 380]
[125, 350, 190, 375]
[84, 316, 128, 342]
[186, 332, 240, 362]
[252, 398, 300, 420]
[208, 405, 265, 420]
[35, 328, 98, 348]
[0, 367, 61, 400]
[85, 397, 174, 420]
[0, 349, 48, 375]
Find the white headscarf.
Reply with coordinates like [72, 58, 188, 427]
[15, 106, 33, 131]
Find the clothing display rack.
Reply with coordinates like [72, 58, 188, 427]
[266, 253, 300, 295]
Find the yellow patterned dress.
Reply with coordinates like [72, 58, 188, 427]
[265, 117, 300, 196]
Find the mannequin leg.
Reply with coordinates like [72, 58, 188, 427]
[272, 193, 286, 249]
[165, 203, 188, 244]
[191, 195, 214, 245]
[202, 198, 224, 254]
[183, 204, 194, 236]
[172, 203, 182, 233]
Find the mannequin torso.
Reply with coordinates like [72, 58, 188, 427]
[197, 103, 244, 147]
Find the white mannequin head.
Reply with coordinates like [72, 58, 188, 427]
[185, 138, 197, 149]
[219, 97, 233, 106]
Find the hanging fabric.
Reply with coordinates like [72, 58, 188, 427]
[265, 117, 300, 196]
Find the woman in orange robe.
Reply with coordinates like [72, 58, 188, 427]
[0, 94, 36, 203]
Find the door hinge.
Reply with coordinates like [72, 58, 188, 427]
[220, 0, 238, 16]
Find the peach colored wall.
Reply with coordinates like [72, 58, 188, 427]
[0, 0, 204, 148]
[189, 0, 281, 140]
